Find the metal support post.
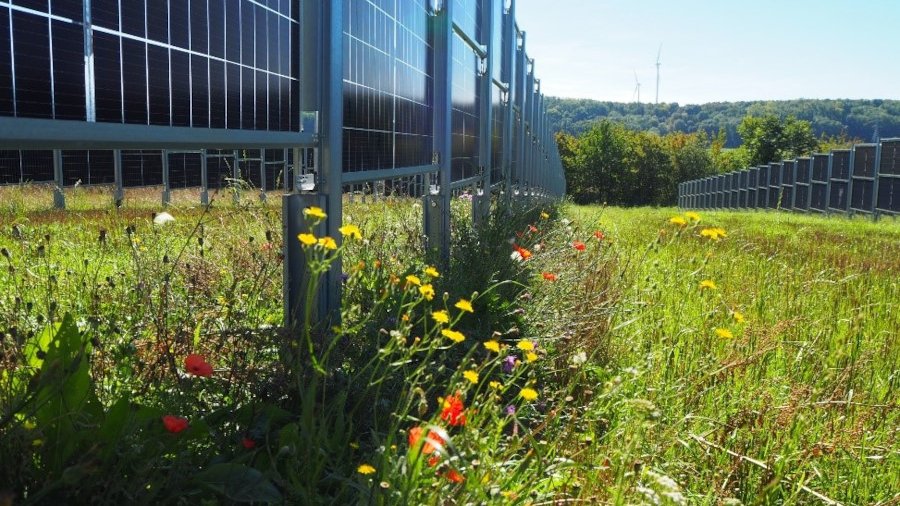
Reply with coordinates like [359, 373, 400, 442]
[232, 149, 241, 203]
[474, 0, 494, 227]
[52, 149, 65, 209]
[500, 0, 516, 203]
[113, 148, 124, 207]
[259, 148, 267, 201]
[161, 150, 171, 206]
[426, 0, 453, 264]
[283, 148, 291, 191]
[872, 142, 882, 217]
[199, 149, 209, 205]
[847, 148, 856, 216]
[283, 192, 327, 329]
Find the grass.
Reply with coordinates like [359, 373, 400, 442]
[1, 192, 898, 504]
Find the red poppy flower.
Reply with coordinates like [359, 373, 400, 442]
[542, 272, 557, 282]
[408, 426, 445, 455]
[241, 437, 256, 449]
[573, 241, 586, 251]
[444, 469, 465, 483]
[440, 393, 466, 427]
[162, 415, 189, 433]
[593, 230, 604, 240]
[184, 354, 213, 377]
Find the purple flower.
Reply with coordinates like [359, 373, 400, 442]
[502, 355, 517, 374]
[505, 405, 516, 416]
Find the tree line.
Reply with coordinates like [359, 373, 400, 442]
[559, 114, 829, 206]
[546, 98, 900, 148]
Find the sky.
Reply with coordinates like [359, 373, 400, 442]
[513, 0, 900, 105]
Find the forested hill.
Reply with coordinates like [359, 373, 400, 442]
[545, 98, 900, 147]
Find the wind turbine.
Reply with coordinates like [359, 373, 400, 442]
[633, 70, 641, 104]
[655, 44, 662, 105]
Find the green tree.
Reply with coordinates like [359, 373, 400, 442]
[737, 114, 817, 166]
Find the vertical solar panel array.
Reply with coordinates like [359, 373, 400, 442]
[342, 0, 434, 173]
[679, 138, 900, 217]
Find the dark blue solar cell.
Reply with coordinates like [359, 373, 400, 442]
[190, 0, 207, 53]
[93, 31, 121, 122]
[0, 10, 13, 116]
[170, 50, 190, 126]
[52, 0, 82, 22]
[121, 0, 145, 37]
[225, 0, 241, 61]
[226, 62, 241, 129]
[208, 1, 225, 59]
[169, 0, 189, 49]
[13, 0, 48, 14]
[210, 59, 226, 128]
[191, 55, 209, 128]
[122, 38, 147, 124]
[13, 11, 52, 119]
[241, 66, 254, 128]
[147, 1, 168, 43]
[268, 74, 279, 131]
[147, 44, 170, 125]
[92, 0, 119, 30]
[241, 2, 254, 66]
[255, 70, 267, 129]
[52, 20, 86, 121]
[255, 6, 267, 70]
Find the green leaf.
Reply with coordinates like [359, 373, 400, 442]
[193, 463, 282, 503]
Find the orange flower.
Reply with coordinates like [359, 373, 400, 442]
[512, 244, 532, 260]
[184, 354, 213, 377]
[440, 393, 466, 426]
[542, 272, 557, 282]
[593, 230, 604, 240]
[162, 415, 189, 433]
[408, 426, 445, 455]
[573, 241, 586, 251]
[528, 225, 538, 233]
[444, 469, 465, 483]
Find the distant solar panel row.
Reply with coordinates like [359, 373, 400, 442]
[679, 139, 900, 216]
[0, 0, 300, 130]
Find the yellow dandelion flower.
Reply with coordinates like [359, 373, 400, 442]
[525, 352, 538, 363]
[669, 216, 687, 227]
[357, 464, 376, 475]
[715, 328, 734, 339]
[700, 227, 727, 241]
[732, 311, 746, 324]
[432, 310, 450, 324]
[303, 206, 327, 220]
[454, 299, 474, 313]
[442, 329, 465, 343]
[699, 279, 717, 291]
[419, 284, 435, 301]
[489, 380, 502, 390]
[339, 224, 362, 240]
[405, 274, 422, 287]
[298, 233, 317, 246]
[318, 236, 337, 250]
[424, 266, 440, 278]
[484, 340, 501, 353]
[463, 370, 479, 384]
[685, 211, 701, 222]
[540, 212, 550, 219]
[516, 340, 534, 352]
[519, 388, 538, 402]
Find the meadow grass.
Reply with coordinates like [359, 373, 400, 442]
[0, 195, 897, 504]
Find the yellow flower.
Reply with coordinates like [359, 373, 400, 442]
[484, 340, 501, 353]
[699, 279, 717, 291]
[685, 211, 701, 222]
[419, 284, 435, 301]
[318, 236, 337, 250]
[669, 216, 687, 227]
[700, 227, 727, 241]
[525, 352, 538, 363]
[32, 439, 44, 447]
[489, 381, 503, 390]
[405, 274, 422, 287]
[516, 340, 534, 352]
[519, 388, 538, 402]
[298, 233, 317, 246]
[732, 311, 746, 324]
[304, 206, 327, 220]
[442, 329, 465, 343]
[715, 328, 734, 339]
[357, 464, 376, 475]
[454, 299, 474, 313]
[424, 266, 440, 278]
[432, 310, 450, 324]
[23, 420, 36, 430]
[463, 370, 479, 384]
[339, 224, 362, 240]
[540, 212, 549, 219]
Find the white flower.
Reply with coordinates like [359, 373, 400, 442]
[571, 351, 587, 365]
[561, 218, 571, 226]
[533, 243, 542, 252]
[153, 212, 175, 225]
[510, 251, 524, 262]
